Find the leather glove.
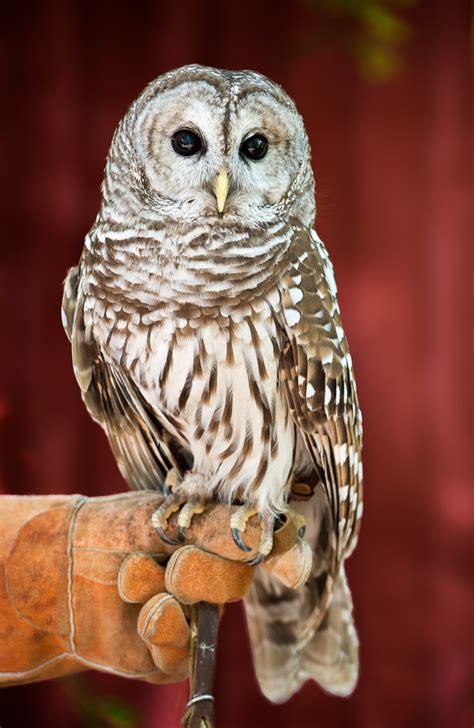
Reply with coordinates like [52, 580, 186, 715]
[0, 492, 311, 687]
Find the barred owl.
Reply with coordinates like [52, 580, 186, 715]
[62, 65, 363, 700]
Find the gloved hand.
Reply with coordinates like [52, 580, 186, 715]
[0, 492, 311, 687]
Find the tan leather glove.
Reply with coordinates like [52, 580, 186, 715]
[0, 492, 312, 687]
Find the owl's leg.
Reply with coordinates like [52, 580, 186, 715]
[152, 472, 210, 545]
[230, 506, 276, 566]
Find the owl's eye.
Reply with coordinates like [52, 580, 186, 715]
[171, 129, 203, 156]
[240, 134, 268, 161]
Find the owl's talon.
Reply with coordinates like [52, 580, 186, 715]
[177, 498, 206, 531]
[231, 527, 252, 552]
[151, 488, 187, 544]
[155, 527, 182, 546]
[176, 526, 186, 543]
[248, 552, 266, 566]
[175, 496, 206, 541]
[153, 477, 209, 545]
[253, 512, 276, 563]
[230, 506, 276, 562]
[298, 525, 306, 538]
[230, 505, 258, 552]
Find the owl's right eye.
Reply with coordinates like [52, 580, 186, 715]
[171, 129, 203, 156]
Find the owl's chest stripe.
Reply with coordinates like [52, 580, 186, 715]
[137, 319, 291, 498]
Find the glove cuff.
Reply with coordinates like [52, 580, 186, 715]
[0, 494, 86, 685]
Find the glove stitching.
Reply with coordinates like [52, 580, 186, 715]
[4, 498, 84, 633]
[74, 546, 167, 559]
[67, 495, 87, 654]
[140, 593, 176, 638]
[70, 655, 159, 679]
[0, 652, 75, 682]
[88, 493, 158, 504]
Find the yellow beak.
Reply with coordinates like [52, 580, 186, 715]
[212, 168, 230, 213]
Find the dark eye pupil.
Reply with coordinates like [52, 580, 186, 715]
[172, 129, 202, 156]
[240, 134, 268, 160]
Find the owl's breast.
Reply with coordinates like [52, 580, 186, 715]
[93, 305, 294, 512]
[82, 238, 296, 511]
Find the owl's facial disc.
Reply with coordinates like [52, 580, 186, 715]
[134, 75, 311, 226]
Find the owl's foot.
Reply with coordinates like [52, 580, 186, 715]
[175, 495, 206, 542]
[230, 506, 276, 566]
[152, 472, 209, 545]
[231, 504, 307, 565]
[151, 490, 188, 545]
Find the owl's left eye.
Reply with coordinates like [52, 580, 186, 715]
[171, 129, 203, 156]
[240, 134, 268, 161]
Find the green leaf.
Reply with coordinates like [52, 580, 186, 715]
[96, 697, 139, 728]
[361, 4, 410, 44]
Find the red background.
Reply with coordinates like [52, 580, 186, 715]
[0, 1, 472, 727]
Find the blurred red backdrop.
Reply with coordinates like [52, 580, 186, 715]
[0, 1, 471, 727]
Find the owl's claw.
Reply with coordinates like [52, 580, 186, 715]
[152, 473, 209, 545]
[231, 527, 252, 552]
[151, 489, 187, 544]
[230, 505, 258, 552]
[176, 497, 206, 541]
[255, 511, 276, 561]
[230, 506, 276, 563]
[155, 526, 183, 546]
[248, 551, 266, 566]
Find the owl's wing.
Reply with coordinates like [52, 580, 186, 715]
[62, 265, 184, 491]
[244, 225, 362, 702]
[278, 226, 363, 563]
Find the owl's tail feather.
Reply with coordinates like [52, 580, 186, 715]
[244, 565, 358, 703]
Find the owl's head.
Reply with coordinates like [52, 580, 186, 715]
[103, 65, 315, 230]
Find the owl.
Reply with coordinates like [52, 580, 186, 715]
[62, 65, 363, 700]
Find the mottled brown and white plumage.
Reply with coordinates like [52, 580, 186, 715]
[62, 65, 363, 700]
